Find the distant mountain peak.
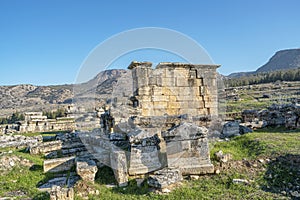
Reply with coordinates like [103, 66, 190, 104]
[228, 48, 300, 77]
[256, 48, 300, 73]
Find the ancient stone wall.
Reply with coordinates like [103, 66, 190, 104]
[128, 61, 219, 118]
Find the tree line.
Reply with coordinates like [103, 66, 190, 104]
[226, 68, 300, 87]
[0, 112, 25, 124]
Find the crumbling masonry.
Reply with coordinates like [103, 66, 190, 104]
[129, 61, 219, 118]
[99, 61, 220, 187]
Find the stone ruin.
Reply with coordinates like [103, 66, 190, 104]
[1, 61, 220, 198]
[93, 61, 220, 188]
[241, 104, 300, 129]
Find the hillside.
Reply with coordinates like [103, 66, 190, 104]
[0, 69, 126, 117]
[228, 48, 300, 78]
[257, 49, 300, 73]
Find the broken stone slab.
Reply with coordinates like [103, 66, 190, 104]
[38, 177, 68, 191]
[30, 140, 62, 155]
[165, 138, 214, 175]
[162, 122, 208, 142]
[109, 132, 127, 141]
[38, 173, 80, 191]
[49, 186, 74, 200]
[0, 135, 42, 148]
[76, 159, 98, 183]
[222, 121, 240, 137]
[128, 145, 164, 175]
[110, 150, 128, 187]
[147, 168, 183, 189]
[44, 156, 75, 173]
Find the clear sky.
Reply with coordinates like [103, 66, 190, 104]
[0, 0, 300, 85]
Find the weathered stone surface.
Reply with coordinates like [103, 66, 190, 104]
[0, 154, 33, 174]
[222, 121, 240, 137]
[76, 159, 98, 183]
[49, 186, 74, 200]
[129, 62, 220, 118]
[110, 150, 128, 186]
[128, 145, 163, 175]
[163, 123, 214, 175]
[163, 122, 207, 141]
[242, 104, 300, 129]
[148, 168, 183, 189]
[30, 140, 62, 155]
[0, 135, 42, 148]
[44, 156, 75, 173]
[214, 150, 232, 163]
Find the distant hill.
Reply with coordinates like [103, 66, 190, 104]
[0, 69, 127, 117]
[256, 49, 300, 73]
[228, 48, 300, 77]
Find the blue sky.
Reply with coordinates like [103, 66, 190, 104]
[0, 0, 300, 85]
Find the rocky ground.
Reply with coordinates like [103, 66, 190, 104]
[0, 128, 299, 199]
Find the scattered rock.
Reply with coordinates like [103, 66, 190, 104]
[49, 186, 74, 200]
[232, 179, 249, 185]
[135, 178, 144, 187]
[76, 159, 98, 183]
[214, 150, 232, 163]
[190, 175, 200, 180]
[148, 168, 183, 189]
[222, 121, 240, 137]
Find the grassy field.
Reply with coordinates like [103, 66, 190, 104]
[0, 128, 299, 199]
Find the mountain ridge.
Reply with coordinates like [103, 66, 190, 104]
[228, 48, 300, 77]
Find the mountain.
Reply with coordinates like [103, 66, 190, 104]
[228, 48, 300, 77]
[0, 69, 127, 117]
[256, 49, 300, 73]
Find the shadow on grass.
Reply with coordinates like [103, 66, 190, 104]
[95, 166, 150, 196]
[261, 154, 300, 199]
[29, 164, 43, 171]
[95, 166, 117, 185]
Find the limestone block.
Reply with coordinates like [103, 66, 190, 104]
[169, 95, 178, 102]
[148, 168, 183, 189]
[148, 76, 157, 85]
[30, 140, 62, 155]
[140, 101, 153, 109]
[76, 159, 98, 183]
[110, 150, 128, 187]
[222, 121, 240, 137]
[141, 108, 154, 116]
[152, 87, 163, 95]
[49, 186, 74, 200]
[44, 156, 75, 173]
[137, 95, 152, 102]
[163, 122, 208, 141]
[153, 102, 168, 109]
[168, 102, 181, 109]
[152, 95, 169, 102]
[173, 69, 189, 78]
[165, 68, 174, 78]
[176, 77, 189, 87]
[178, 108, 199, 116]
[128, 146, 162, 175]
[162, 77, 176, 87]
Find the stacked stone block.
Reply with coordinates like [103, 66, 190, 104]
[128, 61, 219, 118]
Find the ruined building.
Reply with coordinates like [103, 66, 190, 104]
[96, 61, 220, 187]
[129, 61, 219, 118]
